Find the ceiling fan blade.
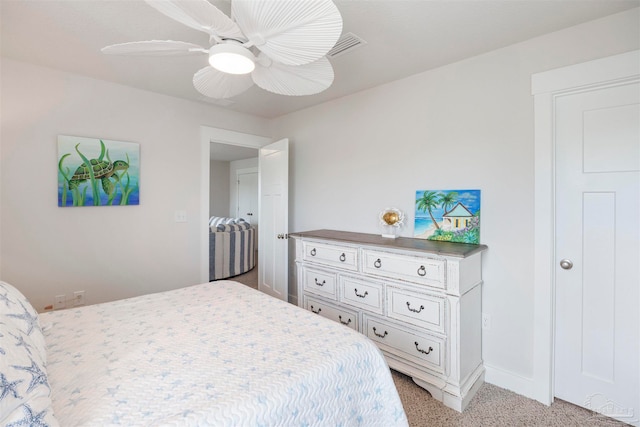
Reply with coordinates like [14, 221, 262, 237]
[145, 0, 245, 41]
[252, 56, 334, 96]
[193, 66, 254, 99]
[232, 0, 342, 66]
[101, 40, 206, 56]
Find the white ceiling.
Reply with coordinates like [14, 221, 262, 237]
[210, 142, 258, 161]
[1, 0, 638, 121]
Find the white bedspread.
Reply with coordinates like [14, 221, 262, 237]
[40, 281, 408, 426]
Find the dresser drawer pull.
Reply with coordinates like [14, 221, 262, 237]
[339, 253, 346, 262]
[314, 278, 325, 286]
[354, 288, 369, 298]
[310, 305, 321, 314]
[372, 327, 388, 338]
[417, 265, 427, 276]
[310, 248, 316, 256]
[406, 302, 425, 313]
[338, 315, 352, 325]
[414, 342, 433, 355]
[374, 258, 382, 268]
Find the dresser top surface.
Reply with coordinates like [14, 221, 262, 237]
[290, 229, 487, 258]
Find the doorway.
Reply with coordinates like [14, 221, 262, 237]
[210, 144, 258, 279]
[199, 127, 271, 283]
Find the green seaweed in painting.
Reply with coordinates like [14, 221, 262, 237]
[58, 138, 136, 207]
[74, 143, 102, 206]
[115, 153, 136, 205]
[101, 150, 130, 206]
[58, 153, 72, 207]
[58, 153, 85, 206]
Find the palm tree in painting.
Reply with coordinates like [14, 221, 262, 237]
[439, 191, 458, 214]
[416, 190, 441, 230]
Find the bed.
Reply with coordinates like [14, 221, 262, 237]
[0, 280, 408, 426]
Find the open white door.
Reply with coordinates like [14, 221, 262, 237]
[258, 139, 289, 301]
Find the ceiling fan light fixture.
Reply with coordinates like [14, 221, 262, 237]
[208, 43, 255, 75]
[106, 0, 344, 97]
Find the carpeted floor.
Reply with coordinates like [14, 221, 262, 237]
[227, 257, 258, 289]
[392, 370, 626, 426]
[226, 258, 626, 427]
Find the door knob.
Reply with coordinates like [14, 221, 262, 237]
[560, 259, 573, 270]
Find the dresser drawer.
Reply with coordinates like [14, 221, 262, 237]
[302, 266, 338, 300]
[362, 249, 445, 289]
[302, 241, 358, 271]
[364, 316, 445, 374]
[304, 296, 359, 331]
[293, 230, 487, 413]
[339, 276, 384, 314]
[387, 285, 446, 334]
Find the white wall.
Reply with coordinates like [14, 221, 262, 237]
[209, 160, 230, 218]
[0, 59, 270, 310]
[272, 9, 640, 398]
[209, 157, 259, 220]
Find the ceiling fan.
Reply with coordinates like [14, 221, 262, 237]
[102, 0, 343, 99]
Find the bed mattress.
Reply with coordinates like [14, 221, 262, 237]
[40, 280, 408, 426]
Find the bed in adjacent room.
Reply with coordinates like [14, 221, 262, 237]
[0, 280, 408, 426]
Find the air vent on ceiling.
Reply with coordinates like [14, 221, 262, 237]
[327, 32, 367, 58]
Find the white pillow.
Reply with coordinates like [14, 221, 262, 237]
[0, 281, 59, 426]
[0, 281, 46, 362]
[209, 216, 240, 227]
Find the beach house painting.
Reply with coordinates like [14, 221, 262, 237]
[414, 189, 481, 244]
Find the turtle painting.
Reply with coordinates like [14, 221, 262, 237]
[58, 136, 139, 207]
[69, 158, 129, 195]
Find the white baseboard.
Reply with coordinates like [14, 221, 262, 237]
[484, 363, 538, 402]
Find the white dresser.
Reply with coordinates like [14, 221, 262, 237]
[291, 229, 487, 412]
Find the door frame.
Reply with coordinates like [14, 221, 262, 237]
[200, 126, 271, 283]
[531, 50, 639, 405]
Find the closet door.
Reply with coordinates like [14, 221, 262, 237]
[237, 171, 258, 225]
[554, 78, 639, 425]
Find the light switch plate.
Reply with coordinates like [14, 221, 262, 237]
[174, 210, 187, 223]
